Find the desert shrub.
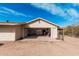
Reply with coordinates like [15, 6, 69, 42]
[64, 25, 79, 37]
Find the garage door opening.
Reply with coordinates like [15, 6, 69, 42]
[24, 28, 51, 39]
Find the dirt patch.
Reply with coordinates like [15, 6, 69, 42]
[0, 36, 79, 56]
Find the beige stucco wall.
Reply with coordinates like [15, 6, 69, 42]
[0, 25, 26, 41]
[0, 25, 24, 41]
[0, 26, 16, 41]
[15, 25, 23, 40]
[51, 27, 58, 39]
[27, 20, 56, 28]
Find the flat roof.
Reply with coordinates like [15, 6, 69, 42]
[0, 22, 26, 25]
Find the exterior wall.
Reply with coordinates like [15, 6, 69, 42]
[0, 26, 16, 41]
[26, 20, 56, 28]
[51, 27, 58, 39]
[24, 29, 28, 37]
[54, 27, 58, 38]
[15, 25, 23, 40]
[0, 25, 27, 41]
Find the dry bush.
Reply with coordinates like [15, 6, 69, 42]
[64, 25, 79, 37]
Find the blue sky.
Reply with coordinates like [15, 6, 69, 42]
[0, 3, 79, 27]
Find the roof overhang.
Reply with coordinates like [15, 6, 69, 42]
[27, 18, 60, 27]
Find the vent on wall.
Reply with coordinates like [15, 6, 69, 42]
[39, 20, 41, 23]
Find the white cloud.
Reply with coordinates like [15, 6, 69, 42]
[0, 7, 10, 14]
[0, 10, 9, 14]
[31, 3, 67, 17]
[65, 8, 79, 24]
[32, 3, 79, 19]
[0, 7, 27, 17]
[67, 8, 79, 18]
[2, 7, 27, 17]
[73, 3, 79, 7]
[31, 3, 79, 26]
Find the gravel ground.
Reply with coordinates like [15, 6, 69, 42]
[0, 36, 79, 56]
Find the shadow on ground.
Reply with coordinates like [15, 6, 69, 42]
[0, 43, 4, 46]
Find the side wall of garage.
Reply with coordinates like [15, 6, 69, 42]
[15, 25, 23, 40]
[0, 26, 16, 41]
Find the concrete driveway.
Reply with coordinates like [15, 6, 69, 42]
[0, 36, 79, 56]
